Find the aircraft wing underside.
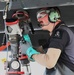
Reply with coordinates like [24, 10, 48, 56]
[0, 0, 74, 47]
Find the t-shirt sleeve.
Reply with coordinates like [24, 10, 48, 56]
[49, 29, 70, 51]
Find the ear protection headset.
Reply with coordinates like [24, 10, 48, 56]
[48, 8, 61, 23]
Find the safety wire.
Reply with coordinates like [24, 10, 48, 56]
[19, 0, 25, 9]
[3, 1, 10, 75]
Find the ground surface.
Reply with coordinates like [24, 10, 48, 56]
[0, 51, 45, 75]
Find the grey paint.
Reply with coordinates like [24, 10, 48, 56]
[1, 5, 74, 31]
[0, 0, 72, 10]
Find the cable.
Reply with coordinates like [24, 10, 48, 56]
[19, 0, 25, 9]
[2, 1, 11, 74]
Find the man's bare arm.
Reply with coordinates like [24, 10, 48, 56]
[32, 48, 61, 69]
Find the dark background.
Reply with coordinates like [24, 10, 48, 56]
[0, 0, 74, 47]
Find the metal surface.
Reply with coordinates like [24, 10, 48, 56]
[0, 0, 73, 10]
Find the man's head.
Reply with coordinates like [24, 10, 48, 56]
[37, 7, 61, 32]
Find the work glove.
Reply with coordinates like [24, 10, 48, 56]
[22, 34, 40, 61]
[23, 34, 32, 44]
[20, 41, 40, 61]
[26, 46, 40, 61]
[20, 34, 32, 53]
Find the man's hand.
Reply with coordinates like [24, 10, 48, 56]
[20, 34, 40, 61]
[26, 46, 40, 61]
[20, 41, 40, 61]
[23, 34, 32, 45]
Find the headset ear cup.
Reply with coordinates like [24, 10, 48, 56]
[48, 8, 60, 23]
[48, 11, 53, 23]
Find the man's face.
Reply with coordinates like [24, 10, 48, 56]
[37, 12, 50, 30]
[37, 10, 55, 32]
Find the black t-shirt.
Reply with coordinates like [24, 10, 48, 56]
[43, 23, 70, 52]
[49, 28, 69, 50]
[43, 22, 74, 72]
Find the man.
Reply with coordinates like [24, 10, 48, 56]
[24, 7, 74, 75]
